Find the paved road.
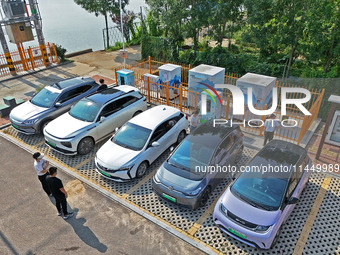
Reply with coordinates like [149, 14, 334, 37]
[0, 135, 203, 255]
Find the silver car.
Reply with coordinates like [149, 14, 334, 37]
[44, 86, 147, 155]
[9, 77, 99, 134]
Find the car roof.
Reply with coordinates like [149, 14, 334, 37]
[248, 139, 308, 179]
[87, 86, 138, 105]
[49, 77, 95, 90]
[129, 105, 180, 130]
[187, 121, 237, 149]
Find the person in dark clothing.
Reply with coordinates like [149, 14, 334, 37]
[97, 78, 108, 92]
[46, 167, 73, 220]
[33, 152, 51, 196]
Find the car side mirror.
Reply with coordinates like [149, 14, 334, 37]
[100, 116, 106, 123]
[152, 141, 160, 147]
[170, 146, 175, 152]
[115, 127, 119, 133]
[55, 102, 62, 108]
[287, 197, 299, 205]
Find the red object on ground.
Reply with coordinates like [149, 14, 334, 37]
[91, 75, 116, 86]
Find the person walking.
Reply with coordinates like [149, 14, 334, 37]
[263, 114, 280, 146]
[97, 78, 108, 92]
[190, 110, 200, 133]
[33, 152, 51, 197]
[46, 167, 74, 220]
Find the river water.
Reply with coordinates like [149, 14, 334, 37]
[5, 0, 146, 53]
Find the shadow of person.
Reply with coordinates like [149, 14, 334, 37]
[64, 208, 107, 253]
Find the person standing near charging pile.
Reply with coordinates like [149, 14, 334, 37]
[263, 114, 280, 146]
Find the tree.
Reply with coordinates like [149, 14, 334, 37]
[209, 0, 244, 47]
[146, 0, 186, 56]
[111, 11, 136, 43]
[181, 0, 211, 55]
[74, 0, 129, 49]
[302, 0, 339, 73]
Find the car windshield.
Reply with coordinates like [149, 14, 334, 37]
[230, 171, 288, 211]
[112, 122, 152, 151]
[168, 139, 213, 179]
[30, 87, 60, 108]
[69, 98, 101, 122]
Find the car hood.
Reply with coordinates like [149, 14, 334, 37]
[45, 113, 91, 138]
[221, 188, 281, 226]
[96, 140, 141, 169]
[10, 101, 47, 122]
[156, 164, 202, 192]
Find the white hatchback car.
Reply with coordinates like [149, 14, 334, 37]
[95, 105, 189, 181]
[44, 86, 147, 155]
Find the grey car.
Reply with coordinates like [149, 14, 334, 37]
[9, 77, 99, 134]
[153, 121, 244, 209]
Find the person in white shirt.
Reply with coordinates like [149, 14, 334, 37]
[190, 110, 200, 133]
[33, 152, 51, 196]
[263, 114, 281, 146]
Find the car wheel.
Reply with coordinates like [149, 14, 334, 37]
[77, 137, 94, 155]
[136, 161, 148, 178]
[177, 130, 186, 144]
[198, 187, 211, 208]
[40, 120, 51, 133]
[270, 226, 282, 249]
[133, 111, 142, 117]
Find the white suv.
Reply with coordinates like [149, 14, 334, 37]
[44, 86, 147, 155]
[95, 105, 189, 181]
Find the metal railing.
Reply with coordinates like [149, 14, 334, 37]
[116, 56, 324, 145]
[0, 42, 58, 77]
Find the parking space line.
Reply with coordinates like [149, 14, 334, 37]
[122, 197, 223, 255]
[187, 185, 230, 236]
[32, 140, 46, 148]
[0, 132, 124, 199]
[292, 176, 332, 255]
[121, 169, 157, 199]
[73, 156, 95, 170]
[1, 131, 223, 254]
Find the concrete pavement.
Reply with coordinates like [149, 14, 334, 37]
[0, 135, 203, 255]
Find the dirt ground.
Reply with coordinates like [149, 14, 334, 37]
[69, 45, 142, 78]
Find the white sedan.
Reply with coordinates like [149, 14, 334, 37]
[95, 105, 189, 181]
[44, 86, 147, 155]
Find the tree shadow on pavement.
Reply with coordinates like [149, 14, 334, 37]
[65, 208, 107, 253]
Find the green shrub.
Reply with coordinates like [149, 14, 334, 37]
[55, 44, 67, 62]
[106, 41, 125, 52]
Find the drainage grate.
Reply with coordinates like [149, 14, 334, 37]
[303, 177, 340, 255]
[3, 125, 339, 254]
[194, 173, 326, 254]
[127, 147, 258, 232]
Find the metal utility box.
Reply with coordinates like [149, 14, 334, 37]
[236, 73, 277, 109]
[5, 22, 34, 43]
[143, 73, 159, 92]
[188, 64, 225, 107]
[159, 64, 181, 100]
[200, 89, 223, 121]
[116, 69, 135, 86]
[2, 0, 26, 19]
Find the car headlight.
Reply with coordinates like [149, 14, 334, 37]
[118, 165, 134, 172]
[254, 225, 271, 232]
[153, 173, 160, 183]
[220, 203, 227, 216]
[185, 186, 202, 196]
[23, 118, 39, 124]
[61, 142, 72, 148]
